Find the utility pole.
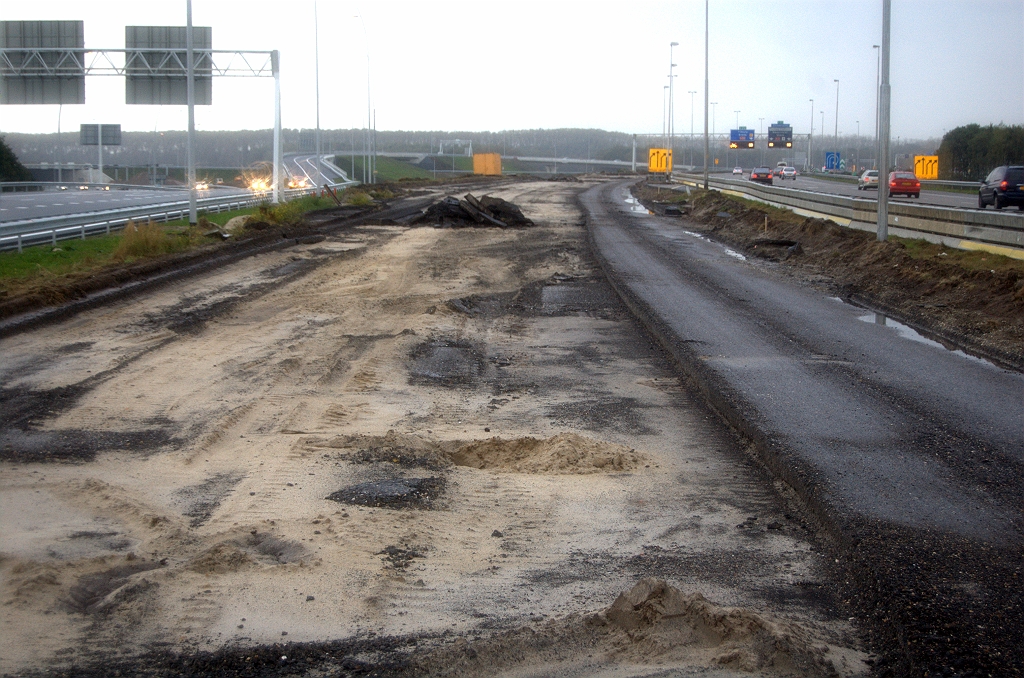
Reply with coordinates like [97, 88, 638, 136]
[877, 0, 892, 242]
[703, 0, 709, 189]
[631, 134, 636, 173]
[186, 0, 197, 224]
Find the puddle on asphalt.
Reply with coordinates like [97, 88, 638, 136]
[858, 312, 994, 366]
[623, 196, 652, 215]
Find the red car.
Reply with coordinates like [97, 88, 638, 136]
[888, 171, 920, 198]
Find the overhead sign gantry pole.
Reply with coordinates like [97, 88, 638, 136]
[1, 18, 283, 206]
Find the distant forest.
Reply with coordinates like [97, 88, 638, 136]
[937, 124, 1024, 181]
[4, 128, 645, 168]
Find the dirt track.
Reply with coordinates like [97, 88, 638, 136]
[1, 180, 866, 676]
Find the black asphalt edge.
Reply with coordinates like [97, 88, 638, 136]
[579, 186, 887, 666]
[580, 190, 849, 543]
[643, 183, 1024, 373]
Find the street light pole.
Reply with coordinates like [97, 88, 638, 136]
[834, 79, 840, 164]
[759, 117, 764, 165]
[873, 44, 880, 169]
[877, 0, 892, 241]
[663, 85, 669, 146]
[703, 0, 709, 189]
[356, 14, 372, 184]
[186, 0, 197, 225]
[314, 0, 322, 190]
[669, 41, 678, 165]
[689, 90, 696, 169]
[856, 120, 860, 171]
[809, 98, 814, 171]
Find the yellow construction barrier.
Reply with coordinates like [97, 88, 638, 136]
[473, 153, 502, 176]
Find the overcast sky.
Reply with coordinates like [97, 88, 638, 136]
[1, 0, 1021, 141]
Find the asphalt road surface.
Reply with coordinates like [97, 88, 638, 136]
[0, 186, 250, 223]
[283, 153, 350, 187]
[584, 178, 1024, 675]
[698, 171, 1024, 213]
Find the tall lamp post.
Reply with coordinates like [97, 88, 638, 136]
[759, 117, 764, 165]
[702, 0, 709, 189]
[314, 1, 322, 189]
[711, 102, 718, 169]
[663, 85, 670, 146]
[856, 120, 860, 171]
[833, 79, 840, 166]
[873, 44, 880, 169]
[689, 90, 696, 168]
[669, 41, 678, 163]
[355, 14, 373, 184]
[809, 98, 814, 171]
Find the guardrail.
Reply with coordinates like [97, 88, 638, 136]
[0, 187, 315, 253]
[0, 181, 188, 193]
[676, 173, 1024, 257]
[795, 173, 978, 190]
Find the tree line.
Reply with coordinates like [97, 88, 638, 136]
[937, 124, 1024, 181]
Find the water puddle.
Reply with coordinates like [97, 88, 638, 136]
[623, 196, 652, 215]
[857, 313, 994, 366]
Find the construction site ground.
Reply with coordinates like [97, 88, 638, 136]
[0, 178, 872, 677]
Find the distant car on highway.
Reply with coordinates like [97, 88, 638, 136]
[749, 167, 773, 185]
[858, 169, 879, 190]
[888, 171, 920, 198]
[732, 167, 743, 175]
[978, 165, 1024, 210]
[781, 167, 798, 180]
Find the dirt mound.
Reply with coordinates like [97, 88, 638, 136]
[412, 578, 849, 677]
[450, 432, 641, 474]
[598, 578, 838, 674]
[412, 193, 534, 227]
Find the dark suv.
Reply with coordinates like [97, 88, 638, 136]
[978, 166, 1024, 210]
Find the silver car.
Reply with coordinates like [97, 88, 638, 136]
[858, 170, 879, 190]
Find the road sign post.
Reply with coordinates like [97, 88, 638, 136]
[648, 148, 672, 175]
[914, 155, 938, 180]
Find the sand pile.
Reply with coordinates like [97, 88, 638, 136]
[597, 578, 840, 675]
[450, 433, 642, 474]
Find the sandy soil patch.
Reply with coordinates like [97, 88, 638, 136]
[0, 181, 866, 676]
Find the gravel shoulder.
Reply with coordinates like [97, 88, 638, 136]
[0, 180, 866, 677]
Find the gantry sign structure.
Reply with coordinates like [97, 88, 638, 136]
[0, 17, 283, 216]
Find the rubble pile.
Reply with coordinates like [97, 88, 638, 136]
[413, 193, 534, 227]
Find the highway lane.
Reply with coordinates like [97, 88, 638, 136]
[284, 153, 350, 187]
[0, 186, 250, 223]
[697, 171, 1023, 213]
[585, 178, 1024, 674]
[793, 173, 984, 210]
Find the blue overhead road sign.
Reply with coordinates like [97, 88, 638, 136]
[825, 152, 841, 170]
